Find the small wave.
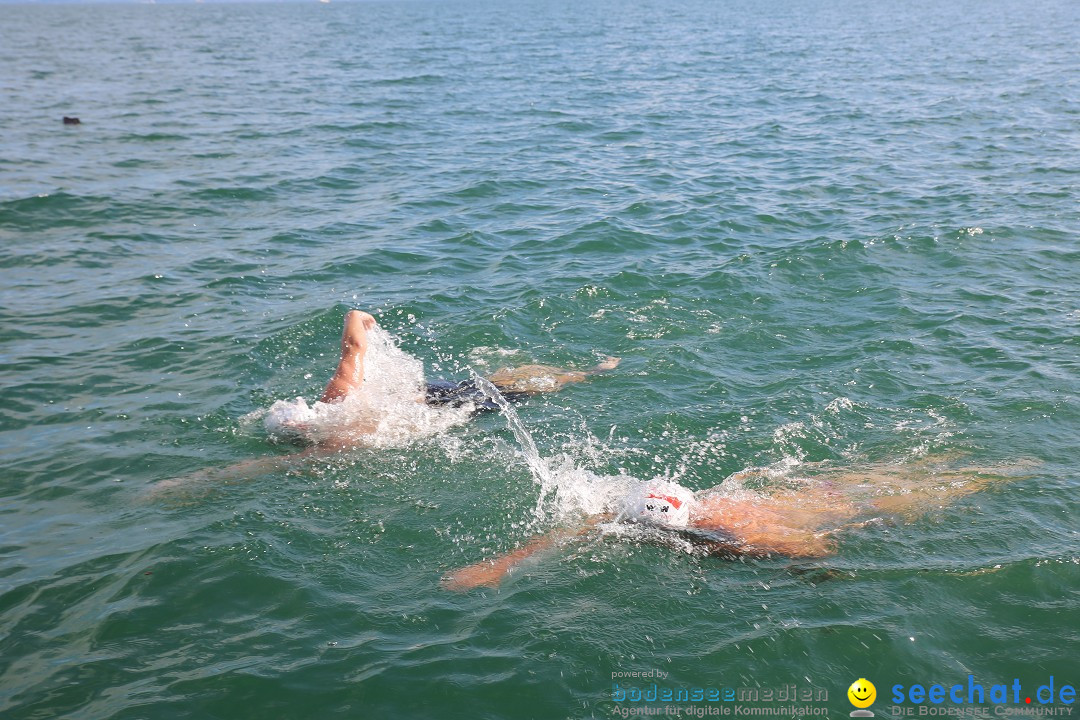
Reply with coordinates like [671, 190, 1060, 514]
[548, 119, 597, 132]
[445, 179, 509, 200]
[118, 132, 191, 142]
[189, 186, 275, 202]
[371, 73, 446, 86]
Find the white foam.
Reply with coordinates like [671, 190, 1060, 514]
[263, 326, 472, 448]
[824, 396, 855, 414]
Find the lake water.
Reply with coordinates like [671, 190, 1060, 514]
[1, 0, 1077, 717]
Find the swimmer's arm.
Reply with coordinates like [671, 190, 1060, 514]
[142, 444, 347, 502]
[441, 514, 611, 591]
[694, 500, 836, 558]
[320, 310, 377, 404]
[734, 528, 834, 558]
[695, 515, 832, 558]
[142, 453, 302, 502]
[727, 519, 884, 559]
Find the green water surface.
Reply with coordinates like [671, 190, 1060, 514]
[1, 0, 1077, 718]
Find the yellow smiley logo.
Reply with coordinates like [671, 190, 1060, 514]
[848, 678, 877, 708]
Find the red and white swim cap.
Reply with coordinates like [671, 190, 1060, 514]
[622, 481, 695, 528]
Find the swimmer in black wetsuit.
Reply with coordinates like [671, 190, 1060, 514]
[323, 310, 619, 414]
[145, 310, 619, 500]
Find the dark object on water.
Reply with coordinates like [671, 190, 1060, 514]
[788, 566, 846, 584]
[63, 116, 81, 125]
[424, 379, 528, 413]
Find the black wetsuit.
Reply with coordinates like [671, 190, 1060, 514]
[424, 379, 529, 413]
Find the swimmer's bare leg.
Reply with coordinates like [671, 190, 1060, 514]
[319, 310, 377, 403]
[693, 492, 857, 557]
[487, 356, 620, 395]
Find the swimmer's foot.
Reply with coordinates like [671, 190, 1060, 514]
[589, 356, 620, 373]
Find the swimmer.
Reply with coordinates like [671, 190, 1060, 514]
[441, 458, 1028, 590]
[262, 309, 619, 448]
[302, 309, 619, 432]
[146, 310, 619, 500]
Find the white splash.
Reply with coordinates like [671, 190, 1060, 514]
[824, 396, 855, 414]
[262, 326, 472, 448]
